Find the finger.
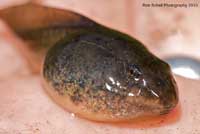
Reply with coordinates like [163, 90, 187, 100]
[37, 0, 137, 35]
[0, 19, 30, 80]
[0, 0, 30, 9]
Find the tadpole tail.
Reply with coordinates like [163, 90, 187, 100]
[0, 3, 96, 73]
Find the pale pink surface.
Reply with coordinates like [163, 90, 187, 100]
[0, 0, 200, 134]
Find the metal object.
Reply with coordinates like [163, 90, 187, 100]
[165, 56, 200, 80]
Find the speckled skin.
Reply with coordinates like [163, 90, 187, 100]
[5, 4, 178, 121]
[43, 17, 178, 120]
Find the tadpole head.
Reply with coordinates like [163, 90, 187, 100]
[127, 56, 179, 116]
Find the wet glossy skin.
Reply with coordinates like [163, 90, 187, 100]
[0, 4, 178, 122]
[42, 21, 178, 122]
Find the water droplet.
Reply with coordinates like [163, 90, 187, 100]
[109, 77, 115, 84]
[128, 92, 135, 96]
[105, 83, 112, 91]
[116, 81, 120, 86]
[71, 113, 75, 117]
[150, 90, 159, 98]
[142, 79, 147, 86]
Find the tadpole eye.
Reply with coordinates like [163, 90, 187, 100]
[128, 64, 142, 78]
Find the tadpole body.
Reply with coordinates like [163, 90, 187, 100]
[0, 4, 178, 122]
[43, 16, 178, 122]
